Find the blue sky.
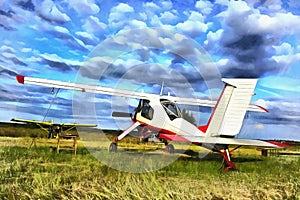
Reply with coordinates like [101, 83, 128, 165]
[0, 0, 299, 141]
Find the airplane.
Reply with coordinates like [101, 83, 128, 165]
[11, 118, 97, 139]
[15, 75, 287, 171]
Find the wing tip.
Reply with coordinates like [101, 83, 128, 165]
[255, 104, 269, 113]
[16, 75, 25, 84]
[266, 141, 291, 148]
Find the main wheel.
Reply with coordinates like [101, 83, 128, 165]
[109, 143, 117, 153]
[166, 144, 175, 154]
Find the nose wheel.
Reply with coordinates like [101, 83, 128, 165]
[109, 142, 118, 153]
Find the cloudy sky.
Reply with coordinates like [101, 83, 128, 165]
[0, 0, 299, 141]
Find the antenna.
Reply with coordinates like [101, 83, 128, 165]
[160, 81, 164, 96]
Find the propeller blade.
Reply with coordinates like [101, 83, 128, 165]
[112, 112, 132, 118]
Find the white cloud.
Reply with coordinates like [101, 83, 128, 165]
[76, 32, 94, 41]
[176, 11, 210, 37]
[160, 11, 178, 24]
[272, 53, 300, 67]
[54, 26, 70, 35]
[215, 0, 230, 6]
[214, 1, 300, 78]
[0, 45, 15, 53]
[261, 0, 283, 11]
[67, 0, 100, 16]
[108, 3, 135, 29]
[142, 2, 160, 22]
[112, 3, 134, 13]
[26, 56, 42, 63]
[195, 1, 213, 15]
[205, 29, 223, 44]
[127, 20, 147, 29]
[261, 99, 300, 113]
[21, 48, 32, 53]
[40, 53, 82, 67]
[143, 2, 160, 13]
[83, 16, 107, 33]
[2, 52, 15, 59]
[35, 37, 49, 42]
[160, 1, 173, 10]
[220, 1, 300, 36]
[34, 0, 70, 23]
[273, 43, 293, 55]
[215, 58, 229, 67]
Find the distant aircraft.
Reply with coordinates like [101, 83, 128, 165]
[11, 118, 97, 138]
[16, 75, 286, 171]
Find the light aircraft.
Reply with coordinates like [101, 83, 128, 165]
[11, 118, 97, 138]
[16, 75, 286, 171]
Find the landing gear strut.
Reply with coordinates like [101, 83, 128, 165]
[214, 145, 241, 172]
[218, 148, 236, 172]
[108, 122, 141, 153]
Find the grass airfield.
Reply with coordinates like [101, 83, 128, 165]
[0, 136, 299, 200]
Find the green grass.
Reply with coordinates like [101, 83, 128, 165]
[0, 137, 299, 199]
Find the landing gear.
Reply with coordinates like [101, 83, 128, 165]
[108, 122, 141, 153]
[216, 146, 238, 172]
[165, 143, 175, 154]
[220, 149, 236, 171]
[109, 142, 117, 153]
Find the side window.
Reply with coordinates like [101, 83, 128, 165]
[141, 100, 154, 120]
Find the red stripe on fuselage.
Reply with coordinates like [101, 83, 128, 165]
[159, 133, 190, 142]
[135, 119, 191, 142]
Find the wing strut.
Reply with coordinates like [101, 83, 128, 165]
[42, 88, 60, 122]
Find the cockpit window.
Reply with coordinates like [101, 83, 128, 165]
[140, 99, 154, 120]
[160, 99, 182, 120]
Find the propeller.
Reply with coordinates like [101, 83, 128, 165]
[112, 111, 132, 118]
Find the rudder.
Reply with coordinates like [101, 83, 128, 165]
[201, 79, 258, 137]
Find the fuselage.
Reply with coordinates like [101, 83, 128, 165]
[134, 97, 205, 137]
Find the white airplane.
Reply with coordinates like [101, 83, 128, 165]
[16, 75, 286, 171]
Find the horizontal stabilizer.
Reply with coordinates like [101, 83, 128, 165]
[159, 134, 286, 148]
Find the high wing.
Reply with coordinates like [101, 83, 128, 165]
[11, 118, 55, 126]
[11, 118, 97, 127]
[16, 75, 266, 112]
[16, 75, 153, 100]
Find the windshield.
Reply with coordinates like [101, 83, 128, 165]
[160, 99, 182, 120]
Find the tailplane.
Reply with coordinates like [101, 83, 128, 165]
[199, 79, 258, 137]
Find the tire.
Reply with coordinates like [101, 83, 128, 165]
[166, 144, 175, 154]
[109, 143, 117, 153]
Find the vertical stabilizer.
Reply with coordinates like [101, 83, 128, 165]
[201, 79, 258, 137]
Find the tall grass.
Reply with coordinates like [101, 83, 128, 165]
[0, 137, 299, 199]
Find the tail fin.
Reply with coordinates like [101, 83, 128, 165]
[199, 79, 258, 137]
